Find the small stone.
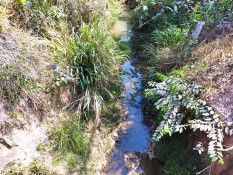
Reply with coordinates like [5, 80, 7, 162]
[147, 151, 155, 160]
[124, 153, 140, 171]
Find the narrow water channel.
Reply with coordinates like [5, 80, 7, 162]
[103, 5, 162, 175]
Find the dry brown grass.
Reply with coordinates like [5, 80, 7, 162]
[0, 3, 58, 171]
[0, 2, 55, 134]
[187, 33, 233, 93]
[144, 43, 187, 73]
[4, 0, 110, 38]
[186, 33, 233, 122]
[187, 34, 233, 175]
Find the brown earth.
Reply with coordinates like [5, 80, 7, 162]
[187, 32, 233, 174]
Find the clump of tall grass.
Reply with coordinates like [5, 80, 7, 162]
[51, 121, 87, 156]
[55, 20, 126, 121]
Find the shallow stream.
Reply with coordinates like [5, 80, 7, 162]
[103, 5, 162, 175]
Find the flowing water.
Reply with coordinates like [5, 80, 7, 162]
[103, 6, 162, 175]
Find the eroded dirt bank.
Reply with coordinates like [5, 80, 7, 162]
[188, 35, 233, 175]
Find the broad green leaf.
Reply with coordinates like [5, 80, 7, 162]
[211, 157, 218, 162]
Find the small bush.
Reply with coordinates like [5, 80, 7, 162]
[143, 25, 191, 71]
[51, 121, 87, 156]
[189, 0, 233, 28]
[131, 0, 233, 61]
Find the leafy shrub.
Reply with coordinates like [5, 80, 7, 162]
[145, 67, 233, 164]
[132, 0, 195, 29]
[189, 0, 233, 28]
[144, 26, 192, 72]
[51, 121, 87, 156]
[131, 0, 233, 60]
[131, 0, 194, 60]
[134, 0, 232, 31]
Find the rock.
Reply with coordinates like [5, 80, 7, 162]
[147, 151, 155, 160]
[124, 152, 140, 171]
[128, 170, 139, 175]
[147, 140, 156, 160]
[148, 140, 156, 152]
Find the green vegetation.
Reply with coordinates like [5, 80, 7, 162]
[145, 67, 231, 164]
[11, 0, 96, 36]
[1, 0, 128, 173]
[8, 0, 127, 122]
[50, 120, 88, 172]
[29, 161, 49, 175]
[54, 20, 126, 120]
[0, 63, 27, 105]
[1, 0, 232, 174]
[0, 60, 40, 107]
[51, 121, 87, 156]
[155, 132, 203, 175]
[130, 0, 233, 174]
[153, 25, 189, 50]
[6, 1, 126, 120]
[102, 105, 121, 128]
[131, 0, 233, 68]
[2, 161, 51, 175]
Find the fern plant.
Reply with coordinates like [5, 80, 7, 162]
[145, 67, 233, 164]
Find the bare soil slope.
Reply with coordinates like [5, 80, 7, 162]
[188, 34, 233, 174]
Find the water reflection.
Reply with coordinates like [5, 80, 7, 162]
[104, 58, 154, 175]
[104, 7, 161, 174]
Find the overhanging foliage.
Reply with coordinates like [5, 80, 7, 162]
[145, 67, 233, 164]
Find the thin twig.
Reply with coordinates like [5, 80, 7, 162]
[196, 166, 211, 175]
[209, 162, 213, 175]
[218, 145, 233, 152]
[61, 97, 83, 111]
[164, 61, 179, 65]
